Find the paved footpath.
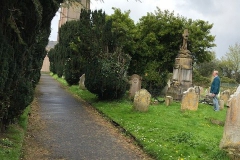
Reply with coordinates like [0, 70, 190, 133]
[35, 73, 146, 160]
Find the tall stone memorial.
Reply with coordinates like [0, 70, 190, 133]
[167, 29, 193, 100]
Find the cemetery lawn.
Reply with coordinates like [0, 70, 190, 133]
[0, 106, 30, 160]
[52, 74, 229, 160]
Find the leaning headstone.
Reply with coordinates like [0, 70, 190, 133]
[133, 89, 151, 112]
[220, 88, 240, 157]
[219, 100, 224, 110]
[79, 74, 86, 90]
[165, 96, 173, 106]
[129, 74, 142, 99]
[220, 89, 230, 105]
[181, 87, 199, 111]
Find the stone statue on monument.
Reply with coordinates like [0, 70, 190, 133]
[178, 29, 191, 58]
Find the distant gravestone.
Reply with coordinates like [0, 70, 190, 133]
[194, 86, 201, 99]
[129, 74, 142, 99]
[181, 87, 199, 111]
[199, 86, 204, 99]
[79, 74, 86, 90]
[220, 89, 230, 105]
[205, 89, 209, 96]
[133, 89, 151, 112]
[219, 100, 224, 110]
[220, 88, 240, 156]
[165, 96, 173, 106]
[205, 87, 211, 96]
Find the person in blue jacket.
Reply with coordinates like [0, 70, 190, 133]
[210, 70, 221, 111]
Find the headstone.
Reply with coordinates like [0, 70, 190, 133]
[194, 86, 201, 99]
[205, 88, 209, 96]
[79, 74, 86, 90]
[129, 74, 142, 99]
[181, 87, 199, 111]
[133, 89, 151, 112]
[219, 100, 224, 110]
[165, 96, 173, 106]
[220, 89, 231, 105]
[199, 86, 204, 96]
[220, 88, 240, 156]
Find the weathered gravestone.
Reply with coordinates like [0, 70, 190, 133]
[79, 74, 86, 90]
[220, 89, 231, 105]
[220, 86, 240, 157]
[219, 100, 224, 110]
[165, 96, 173, 106]
[133, 89, 151, 112]
[181, 87, 199, 111]
[129, 74, 142, 99]
[194, 86, 201, 99]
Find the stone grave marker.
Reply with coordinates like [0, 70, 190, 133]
[220, 86, 240, 156]
[165, 96, 173, 106]
[129, 74, 142, 99]
[79, 74, 86, 90]
[199, 86, 204, 99]
[181, 87, 199, 111]
[219, 100, 224, 110]
[133, 89, 151, 112]
[220, 89, 230, 105]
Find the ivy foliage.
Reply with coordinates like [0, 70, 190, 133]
[0, 0, 62, 131]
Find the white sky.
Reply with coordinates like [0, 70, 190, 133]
[49, 0, 240, 59]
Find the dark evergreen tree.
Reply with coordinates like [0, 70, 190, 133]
[0, 0, 63, 131]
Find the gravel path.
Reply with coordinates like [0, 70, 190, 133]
[34, 73, 148, 160]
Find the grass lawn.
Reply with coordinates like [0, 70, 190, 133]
[0, 106, 30, 160]
[52, 73, 229, 160]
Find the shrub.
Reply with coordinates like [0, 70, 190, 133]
[193, 70, 211, 87]
[221, 76, 237, 84]
[85, 50, 131, 100]
[0, 0, 62, 131]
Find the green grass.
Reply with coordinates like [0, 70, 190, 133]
[52, 74, 229, 160]
[0, 106, 30, 160]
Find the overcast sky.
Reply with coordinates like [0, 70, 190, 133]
[49, 0, 240, 59]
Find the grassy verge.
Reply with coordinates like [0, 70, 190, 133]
[0, 106, 30, 160]
[52, 73, 229, 160]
